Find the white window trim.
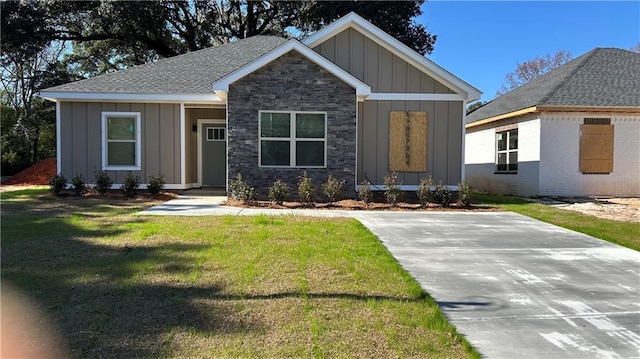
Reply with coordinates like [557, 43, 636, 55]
[495, 128, 518, 173]
[101, 111, 142, 171]
[258, 110, 327, 168]
[206, 127, 226, 141]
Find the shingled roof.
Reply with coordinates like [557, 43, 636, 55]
[467, 48, 640, 124]
[41, 35, 288, 95]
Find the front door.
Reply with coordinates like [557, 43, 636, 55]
[202, 124, 226, 187]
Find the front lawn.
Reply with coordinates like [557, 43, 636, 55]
[1, 188, 478, 358]
[475, 193, 640, 251]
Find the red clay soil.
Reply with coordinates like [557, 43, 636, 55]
[2, 158, 57, 186]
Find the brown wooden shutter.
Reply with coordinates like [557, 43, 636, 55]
[580, 124, 614, 174]
[389, 111, 427, 172]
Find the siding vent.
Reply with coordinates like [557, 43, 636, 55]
[580, 118, 613, 174]
[584, 118, 611, 125]
[389, 111, 427, 172]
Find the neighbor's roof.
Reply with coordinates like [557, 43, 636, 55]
[467, 48, 640, 125]
[40, 36, 288, 98]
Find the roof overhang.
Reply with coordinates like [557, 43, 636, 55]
[302, 12, 482, 102]
[466, 105, 640, 129]
[39, 92, 224, 104]
[212, 39, 371, 98]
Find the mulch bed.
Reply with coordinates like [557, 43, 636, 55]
[2, 158, 57, 186]
[224, 198, 496, 212]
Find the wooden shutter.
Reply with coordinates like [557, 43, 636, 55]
[580, 124, 614, 174]
[389, 111, 427, 172]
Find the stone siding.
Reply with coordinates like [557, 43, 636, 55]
[227, 50, 357, 198]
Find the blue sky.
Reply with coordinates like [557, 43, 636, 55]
[419, 1, 640, 102]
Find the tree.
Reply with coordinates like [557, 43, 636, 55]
[0, 41, 78, 173]
[2, 1, 435, 76]
[466, 101, 487, 114]
[496, 50, 573, 96]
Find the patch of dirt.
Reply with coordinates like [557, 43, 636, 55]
[543, 197, 640, 223]
[224, 198, 496, 212]
[1, 158, 57, 186]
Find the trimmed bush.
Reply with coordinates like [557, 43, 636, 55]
[121, 173, 141, 199]
[383, 172, 403, 206]
[228, 173, 255, 203]
[49, 173, 67, 196]
[70, 173, 87, 196]
[297, 171, 315, 205]
[433, 182, 452, 206]
[357, 180, 373, 206]
[147, 174, 165, 198]
[93, 170, 113, 195]
[458, 181, 472, 207]
[322, 175, 345, 204]
[268, 180, 289, 205]
[416, 176, 434, 207]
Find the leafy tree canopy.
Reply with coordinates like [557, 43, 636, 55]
[2, 0, 436, 76]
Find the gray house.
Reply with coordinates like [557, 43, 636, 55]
[40, 13, 480, 195]
[465, 48, 640, 197]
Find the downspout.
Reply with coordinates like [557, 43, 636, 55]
[56, 101, 61, 174]
[180, 103, 186, 188]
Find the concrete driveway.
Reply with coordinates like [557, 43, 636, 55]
[353, 211, 640, 359]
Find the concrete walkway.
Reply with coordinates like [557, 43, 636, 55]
[139, 197, 640, 358]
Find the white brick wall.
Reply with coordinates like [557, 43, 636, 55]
[539, 113, 640, 196]
[465, 117, 541, 196]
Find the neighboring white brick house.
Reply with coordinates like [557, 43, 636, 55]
[465, 48, 640, 197]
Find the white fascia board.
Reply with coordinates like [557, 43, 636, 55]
[366, 93, 466, 101]
[39, 91, 223, 104]
[302, 12, 482, 101]
[212, 39, 371, 96]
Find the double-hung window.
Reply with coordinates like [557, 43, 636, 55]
[102, 112, 141, 170]
[496, 128, 518, 172]
[259, 111, 326, 167]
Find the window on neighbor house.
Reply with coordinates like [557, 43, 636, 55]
[102, 112, 141, 170]
[259, 111, 326, 167]
[580, 118, 613, 174]
[496, 128, 518, 172]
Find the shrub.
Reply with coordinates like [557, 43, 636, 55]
[228, 173, 255, 202]
[147, 174, 165, 198]
[70, 173, 87, 196]
[93, 170, 113, 195]
[297, 171, 315, 205]
[121, 173, 141, 199]
[383, 172, 403, 206]
[458, 181, 473, 207]
[322, 175, 345, 204]
[357, 180, 373, 206]
[268, 179, 289, 205]
[416, 176, 434, 207]
[433, 182, 452, 206]
[48, 173, 67, 196]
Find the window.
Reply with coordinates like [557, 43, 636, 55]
[259, 111, 326, 167]
[580, 118, 613, 174]
[102, 112, 141, 170]
[207, 127, 225, 141]
[496, 128, 518, 172]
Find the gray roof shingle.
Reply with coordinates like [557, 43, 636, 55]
[467, 48, 640, 123]
[42, 35, 288, 95]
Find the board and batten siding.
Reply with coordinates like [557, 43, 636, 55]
[59, 102, 181, 185]
[313, 28, 455, 94]
[358, 100, 463, 186]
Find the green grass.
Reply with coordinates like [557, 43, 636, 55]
[475, 193, 640, 251]
[1, 188, 478, 358]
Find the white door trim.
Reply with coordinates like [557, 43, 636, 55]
[197, 118, 226, 187]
